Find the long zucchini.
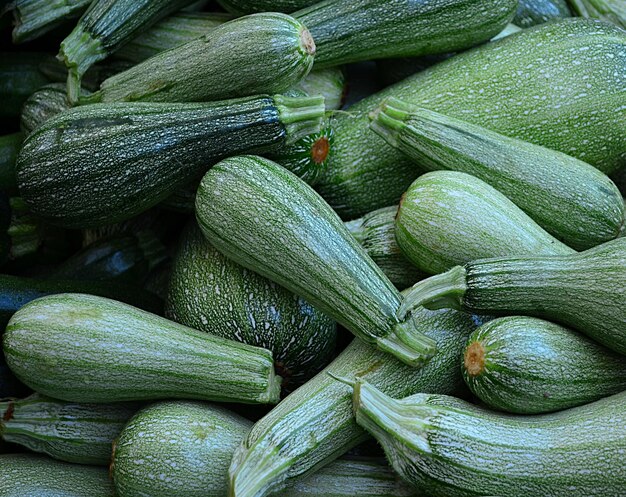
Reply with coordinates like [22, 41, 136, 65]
[16, 94, 324, 228]
[514, 0, 572, 27]
[3, 293, 281, 404]
[0, 133, 21, 193]
[8, 0, 91, 43]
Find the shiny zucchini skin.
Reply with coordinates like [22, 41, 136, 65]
[514, 0, 572, 27]
[353, 382, 626, 497]
[16, 94, 324, 228]
[463, 316, 626, 414]
[0, 133, 21, 192]
[3, 293, 281, 404]
[316, 20, 626, 218]
[0, 52, 51, 119]
[9, 0, 91, 43]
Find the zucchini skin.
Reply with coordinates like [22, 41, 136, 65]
[514, 0, 572, 27]
[0, 133, 21, 193]
[112, 400, 251, 497]
[0, 394, 138, 465]
[294, 0, 517, 68]
[0, 53, 51, 119]
[316, 19, 626, 218]
[9, 0, 91, 43]
[463, 316, 626, 414]
[3, 293, 281, 404]
[16, 94, 324, 228]
[353, 382, 626, 497]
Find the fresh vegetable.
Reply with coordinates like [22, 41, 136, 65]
[567, 0, 625, 29]
[8, 0, 91, 43]
[0, 133, 21, 193]
[0, 52, 51, 118]
[20, 83, 88, 136]
[293, 68, 346, 111]
[514, 0, 572, 27]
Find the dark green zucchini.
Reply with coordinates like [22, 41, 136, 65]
[196, 155, 436, 366]
[463, 316, 626, 414]
[568, 0, 625, 29]
[0, 133, 21, 193]
[514, 0, 572, 27]
[0, 53, 51, 119]
[0, 394, 138, 465]
[219, 0, 315, 14]
[8, 0, 91, 43]
[17, 94, 325, 228]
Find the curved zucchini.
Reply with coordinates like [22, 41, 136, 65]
[316, 20, 626, 218]
[463, 316, 626, 414]
[17, 94, 324, 228]
[568, 0, 625, 29]
[0, 52, 51, 119]
[0, 394, 138, 465]
[352, 381, 626, 497]
[9, 0, 91, 43]
[0, 133, 22, 193]
[372, 99, 624, 250]
[3, 293, 281, 404]
[219, 0, 315, 14]
[514, 0, 572, 27]
[196, 155, 436, 367]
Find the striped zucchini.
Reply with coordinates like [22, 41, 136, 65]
[294, 0, 516, 68]
[0, 52, 51, 118]
[568, 0, 625, 29]
[395, 171, 573, 275]
[352, 381, 626, 496]
[463, 316, 626, 414]
[196, 155, 436, 366]
[3, 293, 281, 404]
[0, 394, 138, 465]
[8, 0, 91, 43]
[514, 0, 572, 27]
[372, 99, 624, 250]
[316, 19, 626, 218]
[0, 133, 21, 193]
[219, 0, 315, 14]
[16, 94, 324, 228]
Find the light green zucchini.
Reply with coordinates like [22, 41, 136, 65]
[372, 99, 624, 250]
[16, 94, 324, 228]
[351, 381, 626, 496]
[0, 394, 138, 465]
[219, 0, 315, 14]
[316, 19, 626, 219]
[514, 0, 572, 27]
[568, 0, 625, 29]
[0, 132, 22, 192]
[293, 68, 346, 111]
[3, 293, 281, 404]
[196, 155, 436, 366]
[463, 316, 626, 414]
[8, 0, 91, 43]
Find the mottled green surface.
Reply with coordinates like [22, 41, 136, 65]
[10, 0, 91, 43]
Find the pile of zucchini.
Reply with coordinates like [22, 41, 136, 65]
[0, 0, 624, 496]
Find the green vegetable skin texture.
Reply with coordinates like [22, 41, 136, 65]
[463, 316, 626, 414]
[196, 155, 435, 367]
[112, 401, 251, 497]
[514, 0, 572, 27]
[16, 94, 324, 228]
[10, 0, 91, 43]
[0, 394, 138, 465]
[294, 0, 517, 68]
[373, 101, 624, 251]
[228, 307, 484, 497]
[3, 293, 281, 404]
[0, 133, 21, 192]
[317, 20, 626, 219]
[0, 53, 51, 118]
[166, 222, 337, 387]
[219, 0, 315, 14]
[0, 454, 115, 497]
[90, 13, 316, 104]
[19, 83, 84, 136]
[568, 0, 626, 29]
[353, 382, 626, 497]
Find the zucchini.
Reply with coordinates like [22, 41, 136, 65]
[316, 19, 626, 218]
[0, 133, 21, 193]
[463, 316, 626, 414]
[8, 0, 91, 43]
[86, 13, 316, 104]
[229, 306, 484, 497]
[112, 400, 251, 497]
[196, 155, 436, 366]
[16, 94, 325, 228]
[514, 0, 572, 27]
[0, 394, 138, 465]
[219, 0, 315, 14]
[0, 454, 115, 497]
[0, 53, 51, 119]
[3, 293, 281, 404]
[351, 381, 626, 497]
[20, 83, 88, 136]
[293, 68, 346, 111]
[395, 171, 573, 275]
[568, 0, 625, 29]
[399, 237, 626, 355]
[293, 0, 517, 69]
[166, 221, 337, 389]
[372, 99, 624, 251]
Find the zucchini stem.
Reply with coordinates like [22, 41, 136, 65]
[368, 97, 412, 149]
[274, 94, 325, 145]
[377, 319, 437, 367]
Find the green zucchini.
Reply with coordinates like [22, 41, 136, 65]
[0, 394, 138, 465]
[568, 0, 625, 29]
[316, 19, 626, 219]
[3, 293, 281, 404]
[372, 100, 624, 251]
[395, 171, 573, 275]
[399, 237, 626, 355]
[228, 306, 484, 497]
[0, 133, 22, 193]
[0, 454, 115, 497]
[351, 381, 626, 497]
[463, 316, 626, 414]
[8, 0, 91, 43]
[294, 0, 516, 69]
[112, 400, 251, 497]
[293, 68, 346, 111]
[196, 155, 436, 366]
[17, 94, 324, 228]
[166, 221, 337, 389]
[514, 0, 572, 27]
[0, 53, 51, 119]
[219, 0, 315, 14]
[86, 13, 316, 105]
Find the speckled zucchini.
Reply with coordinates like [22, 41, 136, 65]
[196, 155, 436, 367]
[351, 381, 626, 497]
[0, 133, 21, 193]
[219, 0, 315, 14]
[8, 0, 91, 43]
[372, 100, 624, 251]
[316, 20, 626, 219]
[568, 0, 625, 29]
[3, 293, 281, 404]
[0, 394, 138, 465]
[0, 52, 51, 118]
[16, 94, 324, 228]
[514, 0, 572, 27]
[463, 316, 626, 414]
